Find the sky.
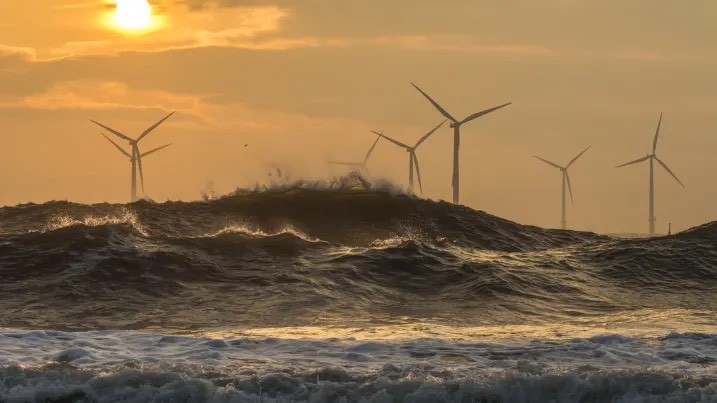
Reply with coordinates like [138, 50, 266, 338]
[1, 0, 716, 234]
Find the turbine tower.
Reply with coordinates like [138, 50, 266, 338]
[411, 82, 511, 204]
[91, 112, 174, 202]
[534, 146, 591, 230]
[370, 120, 445, 194]
[101, 135, 171, 200]
[328, 134, 382, 176]
[616, 113, 685, 236]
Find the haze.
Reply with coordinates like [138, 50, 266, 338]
[1, 0, 715, 234]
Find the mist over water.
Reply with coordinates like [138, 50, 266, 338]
[1, 178, 716, 401]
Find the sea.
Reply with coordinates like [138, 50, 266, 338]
[1, 179, 716, 402]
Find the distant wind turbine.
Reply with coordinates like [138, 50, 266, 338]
[91, 112, 175, 201]
[534, 146, 591, 230]
[411, 82, 511, 204]
[328, 134, 382, 176]
[371, 120, 446, 194]
[616, 113, 685, 236]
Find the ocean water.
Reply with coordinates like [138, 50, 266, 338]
[1, 181, 716, 402]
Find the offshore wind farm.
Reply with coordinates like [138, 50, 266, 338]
[1, 1, 717, 402]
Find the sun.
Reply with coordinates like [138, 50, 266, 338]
[112, 0, 153, 31]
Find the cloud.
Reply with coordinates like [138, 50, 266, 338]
[0, 80, 207, 120]
[44, 5, 292, 58]
[6, 0, 711, 63]
[181, 0, 286, 10]
[0, 77, 370, 135]
[0, 45, 37, 61]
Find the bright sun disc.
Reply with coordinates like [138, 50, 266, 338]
[113, 0, 153, 31]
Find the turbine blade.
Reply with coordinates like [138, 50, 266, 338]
[363, 135, 381, 164]
[616, 155, 651, 168]
[653, 112, 663, 153]
[411, 82, 457, 123]
[655, 156, 685, 188]
[90, 120, 133, 142]
[412, 152, 424, 194]
[137, 152, 146, 195]
[566, 145, 592, 168]
[137, 111, 175, 142]
[370, 130, 410, 149]
[565, 171, 574, 205]
[534, 156, 563, 170]
[415, 119, 447, 148]
[328, 161, 362, 167]
[141, 143, 172, 158]
[460, 102, 512, 124]
[101, 134, 132, 158]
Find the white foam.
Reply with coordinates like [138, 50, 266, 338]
[1, 328, 716, 401]
[201, 224, 323, 243]
[36, 209, 148, 237]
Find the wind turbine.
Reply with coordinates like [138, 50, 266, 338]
[370, 120, 446, 194]
[616, 113, 685, 236]
[91, 112, 174, 201]
[328, 134, 382, 176]
[411, 82, 511, 204]
[534, 146, 591, 230]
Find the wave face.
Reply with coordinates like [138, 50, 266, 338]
[1, 187, 716, 333]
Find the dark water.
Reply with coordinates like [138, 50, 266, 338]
[1, 187, 715, 333]
[2, 186, 717, 402]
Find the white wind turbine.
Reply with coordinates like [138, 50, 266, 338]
[616, 113, 685, 236]
[411, 82, 511, 204]
[91, 112, 174, 201]
[534, 146, 591, 230]
[328, 134, 382, 176]
[370, 120, 446, 194]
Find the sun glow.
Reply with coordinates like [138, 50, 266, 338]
[112, 0, 154, 32]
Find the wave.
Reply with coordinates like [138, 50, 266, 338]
[4, 365, 716, 402]
[2, 329, 717, 402]
[0, 185, 716, 332]
[0, 185, 600, 249]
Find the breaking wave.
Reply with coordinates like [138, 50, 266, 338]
[1, 330, 717, 402]
[0, 184, 715, 332]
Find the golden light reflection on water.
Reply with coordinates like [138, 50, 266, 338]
[197, 308, 717, 342]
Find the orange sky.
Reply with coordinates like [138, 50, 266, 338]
[1, 0, 716, 234]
